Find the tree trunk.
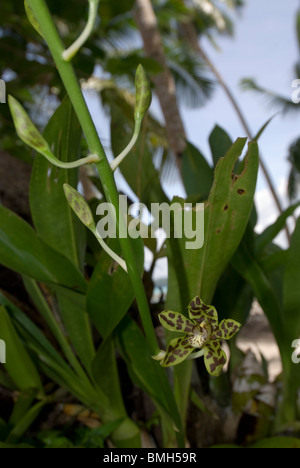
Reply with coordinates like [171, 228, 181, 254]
[134, 0, 186, 163]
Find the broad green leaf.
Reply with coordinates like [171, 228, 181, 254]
[250, 437, 300, 449]
[233, 242, 285, 349]
[6, 401, 45, 444]
[87, 235, 144, 339]
[0, 293, 98, 407]
[22, 277, 87, 380]
[198, 139, 259, 302]
[0, 205, 86, 292]
[167, 139, 259, 308]
[92, 337, 141, 448]
[182, 142, 214, 200]
[55, 288, 95, 376]
[9, 388, 38, 426]
[24, 0, 44, 38]
[255, 201, 300, 254]
[30, 98, 85, 269]
[87, 255, 134, 339]
[166, 139, 258, 430]
[0, 306, 43, 392]
[116, 316, 184, 439]
[0, 369, 15, 390]
[283, 218, 300, 338]
[209, 125, 233, 167]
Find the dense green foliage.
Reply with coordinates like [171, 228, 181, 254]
[0, 0, 299, 449]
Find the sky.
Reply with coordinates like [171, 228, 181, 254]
[87, 0, 300, 278]
[181, 0, 300, 234]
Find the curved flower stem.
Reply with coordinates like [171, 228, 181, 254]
[62, 0, 99, 61]
[49, 153, 100, 169]
[110, 121, 141, 172]
[94, 230, 128, 273]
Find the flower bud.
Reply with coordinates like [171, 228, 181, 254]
[134, 65, 152, 124]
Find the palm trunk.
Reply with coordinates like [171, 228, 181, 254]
[134, 0, 186, 163]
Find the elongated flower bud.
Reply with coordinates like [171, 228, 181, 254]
[134, 65, 152, 124]
[9, 95, 100, 168]
[8, 95, 53, 158]
[63, 184, 95, 230]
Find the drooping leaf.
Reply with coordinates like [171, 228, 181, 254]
[182, 142, 214, 200]
[0, 306, 43, 392]
[55, 288, 95, 376]
[209, 125, 233, 167]
[91, 337, 141, 448]
[0, 205, 87, 292]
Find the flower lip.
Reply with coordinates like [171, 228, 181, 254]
[188, 322, 210, 348]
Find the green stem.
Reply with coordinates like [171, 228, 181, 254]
[62, 0, 99, 61]
[48, 153, 100, 169]
[94, 230, 128, 273]
[27, 0, 159, 357]
[110, 121, 141, 172]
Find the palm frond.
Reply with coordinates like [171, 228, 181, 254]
[241, 78, 300, 115]
[190, 0, 242, 34]
[165, 43, 215, 108]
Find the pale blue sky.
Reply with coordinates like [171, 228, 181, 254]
[183, 0, 300, 193]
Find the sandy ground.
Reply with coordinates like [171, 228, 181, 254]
[236, 301, 282, 381]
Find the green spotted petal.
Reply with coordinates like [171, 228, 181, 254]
[160, 337, 194, 367]
[203, 341, 227, 377]
[211, 319, 241, 341]
[158, 311, 195, 334]
[188, 296, 218, 325]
